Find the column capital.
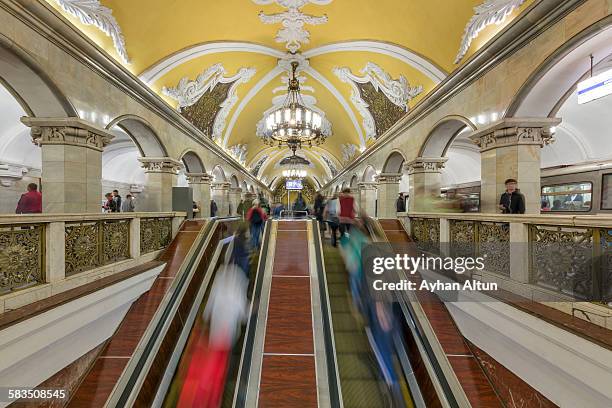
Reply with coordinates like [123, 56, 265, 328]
[375, 173, 402, 183]
[230, 187, 243, 194]
[211, 181, 231, 190]
[138, 157, 182, 174]
[21, 117, 115, 152]
[358, 181, 377, 190]
[405, 157, 448, 174]
[185, 172, 212, 184]
[468, 117, 560, 153]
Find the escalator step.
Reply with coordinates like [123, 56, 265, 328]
[327, 282, 347, 296]
[340, 380, 388, 408]
[329, 297, 352, 312]
[334, 331, 370, 353]
[336, 353, 379, 380]
[326, 273, 347, 283]
[330, 312, 361, 331]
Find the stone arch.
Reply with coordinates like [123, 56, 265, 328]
[0, 35, 76, 117]
[106, 115, 167, 157]
[179, 150, 206, 174]
[230, 174, 240, 188]
[506, 18, 612, 118]
[211, 165, 226, 182]
[419, 115, 477, 158]
[349, 174, 358, 188]
[362, 165, 377, 182]
[242, 180, 248, 191]
[382, 150, 407, 173]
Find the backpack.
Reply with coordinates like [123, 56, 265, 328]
[251, 208, 263, 225]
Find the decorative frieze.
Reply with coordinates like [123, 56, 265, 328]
[21, 117, 114, 152]
[138, 157, 182, 174]
[0, 163, 28, 187]
[469, 118, 560, 153]
[405, 157, 448, 174]
[211, 182, 231, 191]
[358, 181, 377, 190]
[375, 172, 402, 184]
[185, 172, 212, 184]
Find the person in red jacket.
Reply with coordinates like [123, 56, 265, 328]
[338, 188, 356, 236]
[246, 199, 267, 248]
[16, 183, 42, 214]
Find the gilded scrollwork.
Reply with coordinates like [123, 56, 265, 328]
[530, 225, 594, 300]
[0, 224, 44, 293]
[450, 220, 475, 258]
[410, 217, 440, 253]
[140, 218, 173, 255]
[478, 222, 510, 276]
[102, 220, 130, 264]
[65, 222, 100, 276]
[599, 228, 611, 303]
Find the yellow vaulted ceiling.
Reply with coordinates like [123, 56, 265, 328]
[47, 0, 535, 182]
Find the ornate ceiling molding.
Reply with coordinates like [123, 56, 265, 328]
[334, 62, 423, 141]
[341, 143, 358, 164]
[227, 144, 248, 166]
[52, 0, 130, 64]
[254, 0, 332, 53]
[163, 64, 256, 141]
[303, 40, 447, 82]
[138, 42, 284, 84]
[250, 155, 269, 177]
[455, 0, 526, 64]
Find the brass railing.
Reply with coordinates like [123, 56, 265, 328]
[65, 219, 131, 276]
[529, 225, 611, 303]
[0, 224, 45, 294]
[140, 217, 173, 255]
[410, 217, 440, 253]
[449, 220, 510, 276]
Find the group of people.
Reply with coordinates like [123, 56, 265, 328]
[102, 190, 135, 213]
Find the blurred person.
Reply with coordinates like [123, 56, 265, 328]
[293, 192, 307, 213]
[396, 193, 406, 213]
[247, 199, 267, 248]
[210, 199, 218, 217]
[324, 194, 340, 246]
[196, 255, 248, 408]
[15, 183, 42, 214]
[102, 193, 117, 213]
[230, 222, 250, 277]
[338, 188, 356, 236]
[314, 193, 325, 227]
[541, 200, 551, 212]
[237, 199, 245, 219]
[273, 202, 284, 218]
[121, 194, 135, 212]
[112, 190, 122, 212]
[499, 178, 525, 214]
[552, 199, 562, 211]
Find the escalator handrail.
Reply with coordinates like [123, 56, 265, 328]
[372, 219, 462, 408]
[109, 217, 239, 407]
[312, 220, 343, 408]
[233, 220, 273, 408]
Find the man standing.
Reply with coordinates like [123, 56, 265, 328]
[112, 190, 122, 212]
[396, 193, 406, 213]
[247, 199, 267, 248]
[499, 178, 525, 214]
[211, 199, 218, 217]
[338, 188, 356, 235]
[16, 183, 42, 214]
[237, 199, 245, 219]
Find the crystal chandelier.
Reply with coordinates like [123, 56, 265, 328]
[261, 61, 329, 153]
[282, 168, 307, 179]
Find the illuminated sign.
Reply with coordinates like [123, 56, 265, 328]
[286, 179, 303, 190]
[577, 68, 612, 104]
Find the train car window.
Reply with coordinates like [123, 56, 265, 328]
[602, 174, 612, 210]
[541, 182, 592, 212]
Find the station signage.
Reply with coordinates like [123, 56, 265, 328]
[577, 68, 612, 104]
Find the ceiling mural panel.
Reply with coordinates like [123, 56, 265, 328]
[47, 0, 536, 181]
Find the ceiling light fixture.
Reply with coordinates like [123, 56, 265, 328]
[260, 61, 329, 153]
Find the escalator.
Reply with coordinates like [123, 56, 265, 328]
[322, 244, 396, 407]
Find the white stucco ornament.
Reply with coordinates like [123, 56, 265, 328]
[341, 143, 359, 164]
[334, 62, 423, 141]
[455, 0, 526, 64]
[254, 0, 332, 52]
[227, 144, 248, 166]
[162, 64, 256, 141]
[0, 163, 28, 187]
[53, 0, 130, 64]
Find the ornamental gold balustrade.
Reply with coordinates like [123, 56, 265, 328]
[0, 224, 45, 294]
[140, 217, 173, 255]
[65, 219, 131, 276]
[529, 225, 611, 303]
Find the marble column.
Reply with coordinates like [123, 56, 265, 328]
[21, 117, 114, 213]
[138, 157, 181, 212]
[186, 172, 211, 218]
[405, 157, 447, 212]
[358, 182, 377, 217]
[469, 118, 560, 214]
[229, 187, 243, 216]
[212, 182, 231, 216]
[375, 173, 402, 219]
